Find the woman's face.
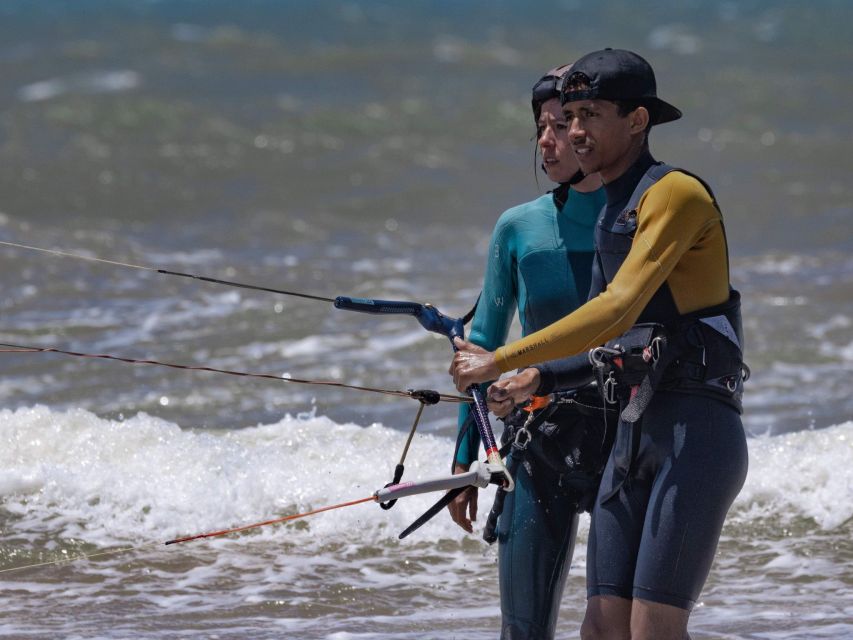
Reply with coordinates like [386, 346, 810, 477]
[537, 98, 580, 184]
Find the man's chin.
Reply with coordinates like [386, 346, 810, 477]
[575, 163, 595, 177]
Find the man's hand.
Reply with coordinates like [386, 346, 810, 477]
[449, 337, 501, 392]
[488, 368, 541, 412]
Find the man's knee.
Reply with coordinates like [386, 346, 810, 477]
[630, 598, 691, 640]
[581, 596, 631, 640]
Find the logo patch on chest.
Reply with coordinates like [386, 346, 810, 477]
[614, 209, 637, 226]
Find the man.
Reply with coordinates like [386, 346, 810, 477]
[449, 49, 749, 640]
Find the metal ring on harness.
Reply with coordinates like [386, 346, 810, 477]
[648, 335, 664, 363]
[513, 426, 531, 450]
[603, 371, 618, 405]
[724, 362, 752, 393]
[589, 345, 621, 367]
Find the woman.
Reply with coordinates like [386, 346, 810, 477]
[449, 64, 608, 640]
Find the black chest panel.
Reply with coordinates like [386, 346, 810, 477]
[593, 159, 746, 413]
[595, 162, 680, 326]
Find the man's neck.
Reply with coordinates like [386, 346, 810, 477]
[603, 148, 656, 206]
[572, 172, 604, 193]
[600, 140, 648, 184]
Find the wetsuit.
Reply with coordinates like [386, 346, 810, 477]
[493, 150, 749, 610]
[456, 183, 605, 638]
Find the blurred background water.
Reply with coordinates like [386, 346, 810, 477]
[1, 1, 851, 638]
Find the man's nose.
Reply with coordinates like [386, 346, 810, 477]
[568, 117, 585, 140]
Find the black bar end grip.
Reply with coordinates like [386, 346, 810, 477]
[379, 464, 405, 511]
[398, 485, 467, 540]
[334, 296, 423, 316]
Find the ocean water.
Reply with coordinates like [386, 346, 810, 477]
[1, 1, 852, 638]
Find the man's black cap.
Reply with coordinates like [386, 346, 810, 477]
[560, 48, 682, 125]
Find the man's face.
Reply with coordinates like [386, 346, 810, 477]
[562, 99, 637, 183]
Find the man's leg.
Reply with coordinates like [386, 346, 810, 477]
[630, 598, 691, 640]
[580, 595, 631, 640]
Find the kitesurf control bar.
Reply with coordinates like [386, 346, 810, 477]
[164, 461, 507, 546]
[374, 460, 500, 503]
[334, 296, 513, 492]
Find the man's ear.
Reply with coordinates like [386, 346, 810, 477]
[630, 106, 650, 134]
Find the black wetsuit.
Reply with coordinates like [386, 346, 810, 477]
[495, 151, 749, 610]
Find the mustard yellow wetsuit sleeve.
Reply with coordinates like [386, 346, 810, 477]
[495, 172, 731, 372]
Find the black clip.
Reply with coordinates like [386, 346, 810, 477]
[379, 463, 405, 510]
[409, 389, 441, 405]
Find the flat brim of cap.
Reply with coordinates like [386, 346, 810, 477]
[648, 98, 682, 125]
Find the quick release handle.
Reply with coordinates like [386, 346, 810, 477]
[334, 296, 424, 316]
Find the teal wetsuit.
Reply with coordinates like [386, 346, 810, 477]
[456, 184, 605, 639]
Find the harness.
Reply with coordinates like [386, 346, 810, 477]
[588, 163, 750, 503]
[482, 387, 618, 543]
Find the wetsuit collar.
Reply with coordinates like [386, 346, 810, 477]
[552, 182, 571, 210]
[603, 149, 656, 206]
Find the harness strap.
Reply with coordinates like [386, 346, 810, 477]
[482, 403, 559, 544]
[590, 325, 672, 504]
[620, 334, 676, 423]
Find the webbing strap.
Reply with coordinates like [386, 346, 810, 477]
[482, 404, 559, 544]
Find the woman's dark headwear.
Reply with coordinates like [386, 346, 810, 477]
[531, 63, 571, 122]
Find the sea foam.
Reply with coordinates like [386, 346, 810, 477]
[2, 406, 850, 551]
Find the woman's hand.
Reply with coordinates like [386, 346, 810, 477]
[449, 338, 501, 392]
[447, 463, 478, 533]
